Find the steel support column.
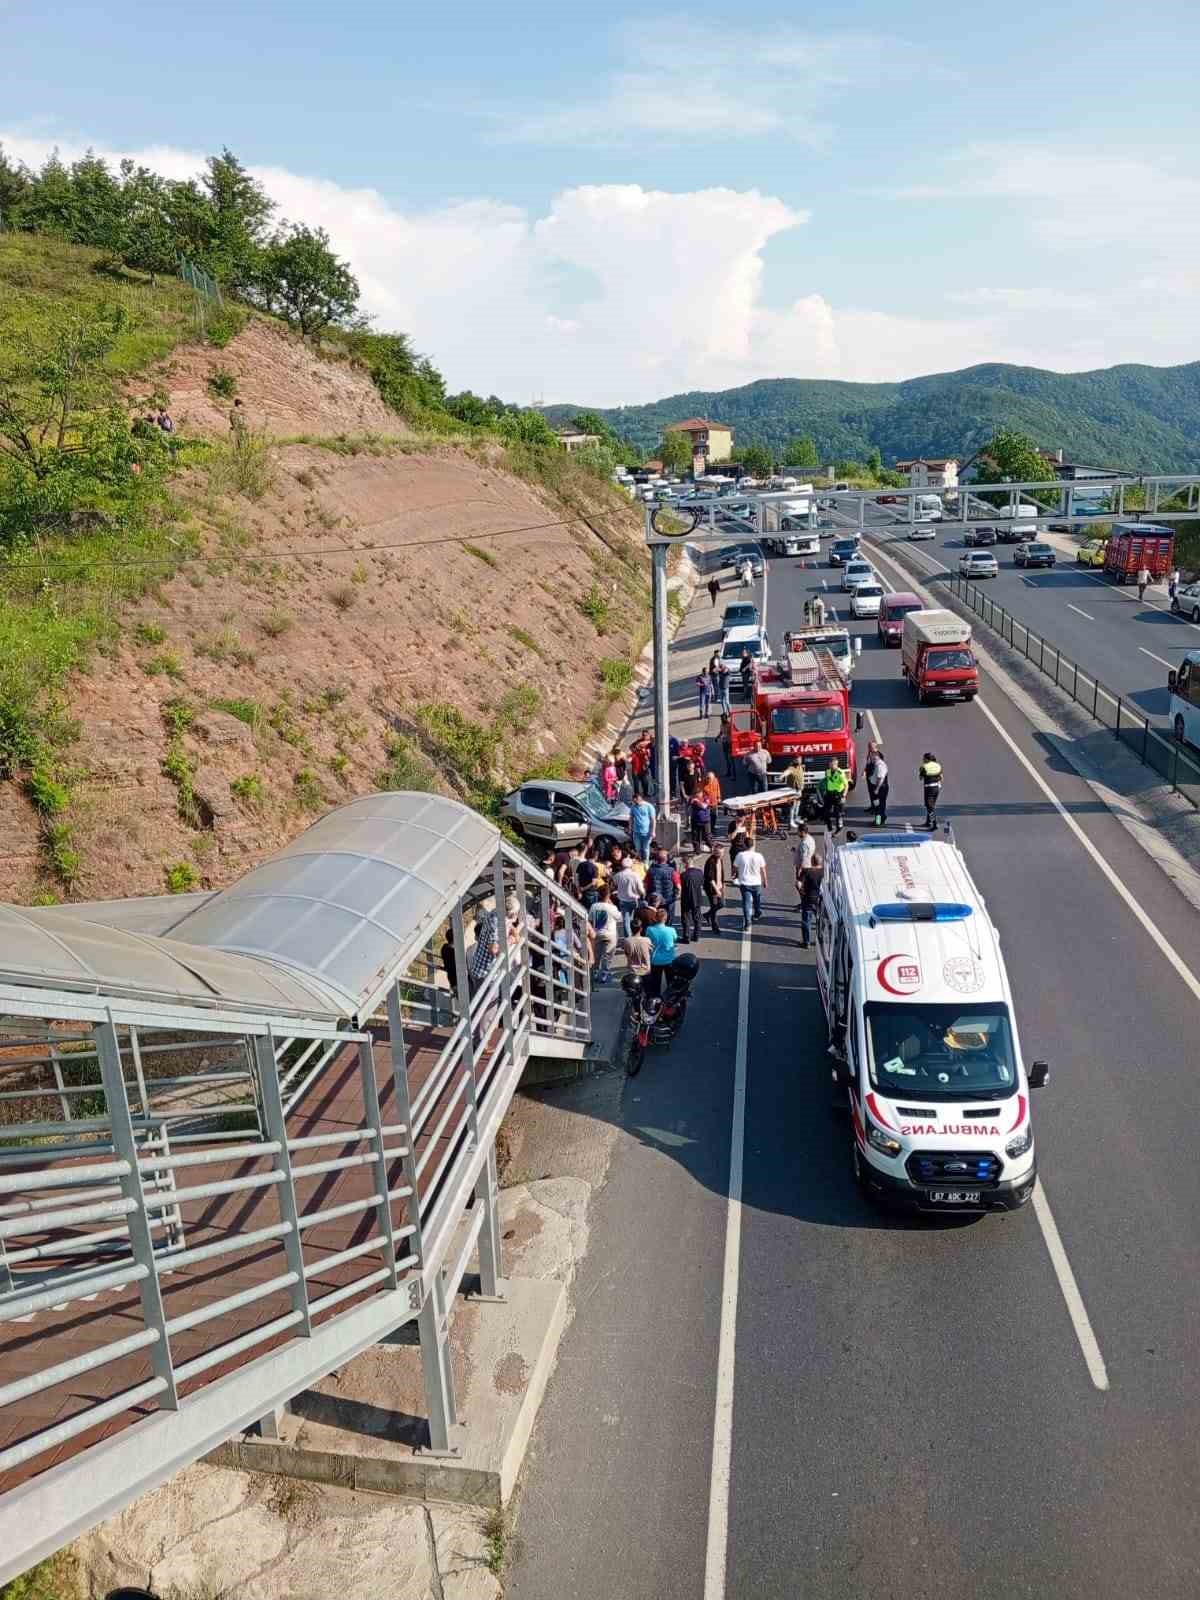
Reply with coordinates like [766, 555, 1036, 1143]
[385, 983, 428, 1283]
[651, 542, 671, 817]
[450, 904, 481, 1150]
[417, 1270, 459, 1454]
[94, 1015, 179, 1410]
[356, 1037, 400, 1287]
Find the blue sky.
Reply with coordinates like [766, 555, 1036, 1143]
[5, 0, 1200, 403]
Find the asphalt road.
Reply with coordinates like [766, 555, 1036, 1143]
[508, 543, 1200, 1600]
[868, 516, 1200, 725]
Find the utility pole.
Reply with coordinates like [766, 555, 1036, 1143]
[651, 541, 671, 818]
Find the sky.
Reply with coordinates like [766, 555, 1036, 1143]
[4, 0, 1200, 406]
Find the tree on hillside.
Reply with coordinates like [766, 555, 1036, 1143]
[866, 446, 883, 475]
[659, 429, 693, 475]
[739, 442, 774, 478]
[571, 410, 611, 440]
[0, 145, 32, 218]
[497, 409, 560, 447]
[974, 427, 1050, 486]
[10, 151, 78, 237]
[200, 149, 274, 290]
[783, 435, 819, 469]
[256, 224, 361, 337]
[446, 390, 502, 426]
[116, 163, 179, 279]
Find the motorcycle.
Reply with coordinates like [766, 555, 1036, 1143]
[621, 953, 700, 1076]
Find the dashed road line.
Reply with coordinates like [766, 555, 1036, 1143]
[1066, 603, 1094, 621]
[1139, 646, 1175, 670]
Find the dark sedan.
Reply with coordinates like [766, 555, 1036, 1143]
[1014, 541, 1056, 568]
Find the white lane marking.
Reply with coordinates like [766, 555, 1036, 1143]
[1032, 1182, 1109, 1391]
[866, 709, 883, 743]
[703, 924, 751, 1600]
[1066, 603, 1094, 621]
[1139, 645, 1175, 670]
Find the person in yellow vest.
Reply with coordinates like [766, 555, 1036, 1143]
[918, 752, 943, 829]
[821, 757, 849, 831]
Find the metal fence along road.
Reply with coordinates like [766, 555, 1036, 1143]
[947, 573, 1200, 810]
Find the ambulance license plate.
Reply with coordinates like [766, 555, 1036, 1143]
[928, 1189, 980, 1204]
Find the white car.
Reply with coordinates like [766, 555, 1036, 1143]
[841, 559, 876, 592]
[849, 582, 884, 618]
[959, 550, 999, 579]
[908, 522, 938, 541]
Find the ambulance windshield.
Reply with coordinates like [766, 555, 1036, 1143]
[865, 1002, 1017, 1099]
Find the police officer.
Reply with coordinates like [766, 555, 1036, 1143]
[822, 756, 849, 832]
[918, 751, 943, 829]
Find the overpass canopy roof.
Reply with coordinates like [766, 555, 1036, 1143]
[0, 793, 502, 1027]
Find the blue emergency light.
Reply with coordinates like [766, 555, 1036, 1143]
[870, 902, 972, 923]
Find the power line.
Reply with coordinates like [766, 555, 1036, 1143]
[0, 511, 636, 578]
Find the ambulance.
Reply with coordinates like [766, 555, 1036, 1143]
[815, 830, 1049, 1214]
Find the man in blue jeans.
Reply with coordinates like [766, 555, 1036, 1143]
[630, 795, 656, 864]
[732, 841, 768, 930]
[647, 846, 678, 926]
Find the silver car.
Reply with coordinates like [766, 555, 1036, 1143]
[959, 550, 999, 579]
[499, 780, 630, 848]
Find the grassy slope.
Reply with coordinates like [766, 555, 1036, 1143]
[544, 362, 1200, 472]
[0, 236, 648, 903]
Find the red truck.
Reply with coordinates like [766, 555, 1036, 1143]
[727, 646, 861, 811]
[901, 610, 979, 704]
[1103, 523, 1175, 585]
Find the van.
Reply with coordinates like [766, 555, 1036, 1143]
[816, 831, 1049, 1213]
[901, 611, 978, 703]
[720, 624, 772, 692]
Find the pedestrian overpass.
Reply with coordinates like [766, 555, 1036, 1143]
[0, 791, 591, 1584]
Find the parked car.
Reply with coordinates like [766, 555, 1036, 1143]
[959, 550, 999, 579]
[829, 536, 860, 566]
[849, 581, 885, 619]
[963, 525, 997, 547]
[721, 602, 760, 637]
[907, 522, 938, 541]
[500, 780, 630, 848]
[1076, 539, 1108, 567]
[1171, 581, 1200, 623]
[841, 558, 876, 592]
[1014, 541, 1056, 568]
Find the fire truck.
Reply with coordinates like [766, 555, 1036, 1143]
[727, 642, 862, 814]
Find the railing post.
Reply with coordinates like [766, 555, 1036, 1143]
[1115, 699, 1122, 738]
[1073, 662, 1079, 702]
[1143, 718, 1151, 765]
[1038, 636, 1045, 673]
[356, 1037, 400, 1288]
[492, 853, 517, 1042]
[450, 903, 481, 1150]
[254, 1032, 313, 1336]
[1093, 678, 1099, 720]
[475, 1144, 506, 1301]
[539, 883, 556, 1032]
[386, 982, 428, 1276]
[95, 1015, 179, 1411]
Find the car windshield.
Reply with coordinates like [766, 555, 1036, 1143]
[927, 647, 974, 671]
[576, 784, 619, 821]
[822, 636, 851, 666]
[865, 1002, 1018, 1101]
[772, 705, 845, 733]
[856, 586, 883, 598]
[1028, 544, 1051, 554]
[833, 542, 857, 554]
[722, 639, 762, 661]
[967, 554, 994, 564]
[846, 564, 871, 576]
[885, 603, 921, 620]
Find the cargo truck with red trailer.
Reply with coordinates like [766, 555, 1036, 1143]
[901, 611, 979, 704]
[1103, 523, 1175, 585]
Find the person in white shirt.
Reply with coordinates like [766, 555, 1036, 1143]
[588, 886, 621, 984]
[733, 845, 768, 930]
[792, 824, 815, 902]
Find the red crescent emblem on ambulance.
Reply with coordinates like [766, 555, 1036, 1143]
[877, 954, 921, 995]
[1007, 1094, 1027, 1132]
[865, 1093, 894, 1130]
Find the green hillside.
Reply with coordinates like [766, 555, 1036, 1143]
[544, 361, 1200, 472]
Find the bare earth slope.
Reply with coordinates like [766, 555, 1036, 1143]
[0, 322, 646, 903]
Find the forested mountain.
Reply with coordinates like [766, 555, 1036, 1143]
[543, 362, 1200, 471]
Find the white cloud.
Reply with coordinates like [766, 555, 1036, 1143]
[499, 20, 934, 147]
[5, 131, 1199, 405]
[883, 141, 1200, 247]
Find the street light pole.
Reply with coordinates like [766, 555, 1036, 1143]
[651, 540, 671, 818]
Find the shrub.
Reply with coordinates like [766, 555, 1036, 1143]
[231, 773, 264, 801]
[260, 606, 294, 638]
[506, 625, 543, 658]
[160, 696, 196, 735]
[143, 650, 184, 679]
[195, 626, 255, 666]
[463, 543, 497, 569]
[497, 685, 541, 729]
[600, 657, 634, 695]
[210, 696, 263, 727]
[25, 767, 70, 817]
[328, 752, 349, 779]
[578, 583, 609, 632]
[164, 860, 200, 893]
[206, 366, 238, 400]
[378, 733, 437, 793]
[134, 622, 166, 646]
[204, 303, 248, 349]
[329, 582, 357, 611]
[43, 822, 80, 886]
[293, 767, 325, 811]
[414, 702, 498, 788]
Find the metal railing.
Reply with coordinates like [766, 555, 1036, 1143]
[947, 573, 1200, 809]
